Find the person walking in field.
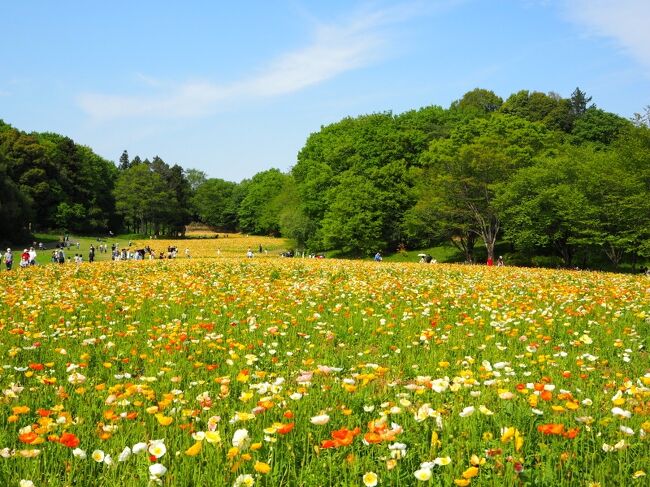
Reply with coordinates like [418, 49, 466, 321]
[3, 248, 13, 271]
[28, 247, 37, 265]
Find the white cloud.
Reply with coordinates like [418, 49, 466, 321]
[562, 0, 650, 71]
[78, 3, 430, 121]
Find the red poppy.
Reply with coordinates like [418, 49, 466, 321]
[59, 432, 80, 448]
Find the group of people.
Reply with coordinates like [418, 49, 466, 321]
[2, 247, 38, 270]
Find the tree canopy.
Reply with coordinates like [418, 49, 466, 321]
[1, 86, 648, 270]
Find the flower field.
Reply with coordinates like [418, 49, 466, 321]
[0, 258, 648, 486]
[132, 234, 289, 259]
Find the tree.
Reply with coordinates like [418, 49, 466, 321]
[119, 150, 130, 171]
[191, 178, 238, 230]
[569, 87, 593, 118]
[0, 153, 32, 242]
[450, 88, 503, 114]
[500, 90, 573, 132]
[113, 163, 177, 234]
[494, 149, 600, 266]
[572, 108, 630, 146]
[319, 173, 385, 255]
[402, 168, 476, 261]
[238, 169, 288, 235]
[421, 114, 557, 261]
[186, 168, 207, 192]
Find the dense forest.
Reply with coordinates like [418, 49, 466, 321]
[1, 88, 649, 268]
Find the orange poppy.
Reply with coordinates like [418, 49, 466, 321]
[59, 432, 80, 448]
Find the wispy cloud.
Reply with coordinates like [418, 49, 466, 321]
[562, 0, 650, 72]
[78, 3, 432, 121]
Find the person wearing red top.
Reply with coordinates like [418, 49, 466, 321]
[20, 249, 30, 268]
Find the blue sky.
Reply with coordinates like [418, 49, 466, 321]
[1, 0, 649, 181]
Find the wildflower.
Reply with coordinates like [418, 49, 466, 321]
[362, 471, 378, 486]
[232, 429, 250, 449]
[72, 448, 86, 459]
[310, 414, 330, 425]
[254, 461, 271, 474]
[276, 422, 295, 435]
[462, 466, 479, 479]
[233, 474, 254, 487]
[205, 431, 221, 444]
[434, 456, 452, 466]
[91, 449, 105, 462]
[117, 447, 131, 462]
[132, 442, 147, 454]
[537, 423, 565, 435]
[611, 407, 632, 418]
[632, 471, 646, 479]
[149, 463, 167, 479]
[388, 442, 408, 459]
[59, 432, 80, 448]
[185, 441, 202, 456]
[414, 468, 432, 481]
[148, 440, 167, 459]
[478, 405, 494, 415]
[321, 427, 360, 449]
[459, 406, 475, 417]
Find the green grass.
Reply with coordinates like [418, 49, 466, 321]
[28, 233, 138, 265]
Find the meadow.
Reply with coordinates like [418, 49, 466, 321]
[0, 256, 648, 486]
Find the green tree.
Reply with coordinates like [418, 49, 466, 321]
[494, 149, 601, 266]
[113, 163, 176, 234]
[186, 169, 208, 192]
[450, 88, 503, 114]
[569, 87, 593, 118]
[421, 114, 557, 261]
[238, 169, 289, 235]
[571, 108, 631, 146]
[118, 150, 130, 171]
[320, 173, 385, 255]
[0, 153, 32, 242]
[191, 178, 238, 230]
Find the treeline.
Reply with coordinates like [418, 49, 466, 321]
[0, 121, 119, 240]
[2, 87, 649, 269]
[195, 88, 650, 268]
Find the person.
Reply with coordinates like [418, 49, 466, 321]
[28, 247, 37, 265]
[246, 249, 254, 258]
[487, 257, 494, 266]
[374, 252, 382, 262]
[497, 255, 504, 267]
[20, 249, 30, 268]
[259, 244, 263, 253]
[185, 248, 191, 258]
[3, 248, 13, 271]
[57, 248, 65, 264]
[89, 244, 95, 263]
